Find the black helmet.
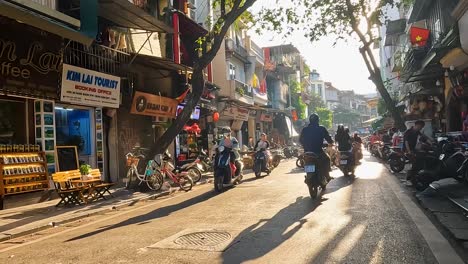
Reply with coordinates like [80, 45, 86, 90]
[309, 113, 319, 124]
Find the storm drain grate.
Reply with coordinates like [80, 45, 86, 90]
[147, 229, 238, 252]
[174, 231, 231, 247]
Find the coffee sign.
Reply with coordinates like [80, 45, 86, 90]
[0, 19, 62, 99]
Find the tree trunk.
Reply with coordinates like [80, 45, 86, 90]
[149, 67, 205, 157]
[371, 71, 406, 130]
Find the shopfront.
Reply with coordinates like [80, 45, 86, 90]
[0, 18, 63, 208]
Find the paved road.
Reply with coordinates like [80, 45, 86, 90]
[0, 153, 463, 264]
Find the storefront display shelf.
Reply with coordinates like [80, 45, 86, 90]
[0, 151, 50, 206]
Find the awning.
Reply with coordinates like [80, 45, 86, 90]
[130, 54, 192, 72]
[0, 1, 94, 46]
[177, 11, 208, 37]
[99, 0, 173, 33]
[285, 116, 300, 138]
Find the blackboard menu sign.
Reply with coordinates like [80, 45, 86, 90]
[55, 146, 79, 171]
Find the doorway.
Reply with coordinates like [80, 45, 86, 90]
[55, 105, 96, 167]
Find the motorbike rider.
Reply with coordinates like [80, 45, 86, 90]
[254, 133, 272, 170]
[404, 120, 431, 181]
[217, 128, 242, 177]
[299, 114, 334, 182]
[352, 133, 363, 164]
[335, 125, 353, 165]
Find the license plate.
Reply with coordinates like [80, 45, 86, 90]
[340, 160, 348, 165]
[305, 165, 315, 173]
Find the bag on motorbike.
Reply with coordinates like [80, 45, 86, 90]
[218, 152, 230, 168]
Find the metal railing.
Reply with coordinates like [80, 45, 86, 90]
[30, 0, 56, 10]
[250, 41, 264, 61]
[226, 38, 249, 59]
[235, 79, 253, 98]
[64, 41, 131, 76]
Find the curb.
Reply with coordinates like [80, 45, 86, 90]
[0, 177, 213, 243]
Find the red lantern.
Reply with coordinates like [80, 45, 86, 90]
[213, 112, 219, 122]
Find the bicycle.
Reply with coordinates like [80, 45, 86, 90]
[125, 147, 163, 191]
[156, 152, 194, 192]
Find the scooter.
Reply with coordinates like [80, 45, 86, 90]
[338, 150, 355, 176]
[179, 150, 213, 183]
[213, 146, 243, 192]
[387, 147, 409, 173]
[303, 152, 328, 199]
[413, 141, 467, 191]
[253, 148, 272, 178]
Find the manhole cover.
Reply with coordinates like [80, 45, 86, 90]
[174, 231, 231, 247]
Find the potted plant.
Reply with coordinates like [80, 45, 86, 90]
[79, 164, 92, 180]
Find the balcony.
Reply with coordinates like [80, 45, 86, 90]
[232, 80, 254, 105]
[250, 41, 264, 63]
[226, 38, 249, 62]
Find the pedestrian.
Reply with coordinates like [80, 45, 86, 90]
[404, 120, 431, 181]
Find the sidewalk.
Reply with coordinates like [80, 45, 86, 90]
[0, 176, 213, 242]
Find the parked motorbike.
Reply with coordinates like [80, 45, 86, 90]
[179, 150, 213, 183]
[270, 148, 283, 168]
[387, 147, 409, 173]
[412, 141, 467, 191]
[338, 150, 355, 176]
[253, 148, 272, 178]
[303, 152, 328, 199]
[213, 146, 243, 192]
[284, 143, 300, 159]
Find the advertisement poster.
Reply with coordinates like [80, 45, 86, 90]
[61, 64, 121, 108]
[130, 91, 178, 118]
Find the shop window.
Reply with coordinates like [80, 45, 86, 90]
[0, 99, 26, 144]
[55, 108, 92, 156]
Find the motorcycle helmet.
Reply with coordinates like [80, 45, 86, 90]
[309, 113, 319, 125]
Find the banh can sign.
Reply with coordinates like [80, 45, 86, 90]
[60, 64, 121, 108]
[130, 91, 178, 118]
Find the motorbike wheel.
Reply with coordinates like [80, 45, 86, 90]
[410, 176, 429, 191]
[273, 156, 281, 168]
[179, 175, 193, 192]
[187, 167, 202, 183]
[214, 169, 225, 193]
[308, 184, 318, 199]
[296, 158, 304, 168]
[389, 158, 405, 173]
[254, 162, 262, 178]
[146, 171, 164, 191]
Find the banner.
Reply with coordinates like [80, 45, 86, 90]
[222, 107, 249, 121]
[130, 91, 178, 118]
[61, 64, 121, 108]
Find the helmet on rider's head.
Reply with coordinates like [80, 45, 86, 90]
[309, 114, 319, 125]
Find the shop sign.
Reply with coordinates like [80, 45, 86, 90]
[0, 20, 62, 99]
[61, 64, 121, 108]
[130, 91, 178, 118]
[222, 107, 249, 121]
[260, 113, 273, 122]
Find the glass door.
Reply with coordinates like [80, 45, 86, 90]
[54, 105, 96, 168]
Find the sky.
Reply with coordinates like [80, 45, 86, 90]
[248, 0, 379, 95]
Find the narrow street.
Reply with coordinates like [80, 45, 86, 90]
[0, 153, 462, 264]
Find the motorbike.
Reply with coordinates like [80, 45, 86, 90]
[284, 143, 300, 159]
[325, 143, 339, 167]
[296, 153, 304, 168]
[213, 146, 243, 192]
[253, 148, 272, 178]
[412, 141, 468, 191]
[338, 150, 356, 176]
[179, 150, 213, 183]
[303, 152, 328, 199]
[387, 147, 409, 173]
[270, 148, 283, 168]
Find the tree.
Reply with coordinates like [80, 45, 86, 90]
[290, 80, 307, 119]
[316, 107, 333, 129]
[258, 0, 405, 129]
[377, 98, 387, 116]
[307, 93, 326, 114]
[150, 0, 257, 156]
[333, 105, 361, 128]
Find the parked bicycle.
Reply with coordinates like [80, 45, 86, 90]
[125, 147, 163, 191]
[156, 152, 194, 192]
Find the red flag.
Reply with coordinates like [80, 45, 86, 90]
[410, 27, 430, 47]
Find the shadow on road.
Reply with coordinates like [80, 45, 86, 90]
[221, 196, 324, 264]
[65, 191, 216, 242]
